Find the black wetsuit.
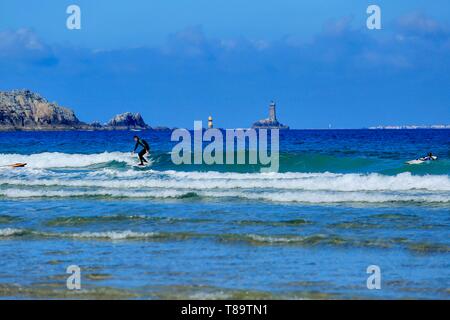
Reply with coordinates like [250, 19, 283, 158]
[134, 138, 150, 164]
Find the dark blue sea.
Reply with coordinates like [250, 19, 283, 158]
[0, 129, 449, 299]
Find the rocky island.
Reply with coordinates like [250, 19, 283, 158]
[0, 89, 163, 131]
[252, 101, 289, 130]
[106, 112, 147, 130]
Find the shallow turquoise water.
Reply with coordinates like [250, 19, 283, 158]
[0, 130, 448, 299]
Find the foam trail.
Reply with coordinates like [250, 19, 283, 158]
[65, 230, 159, 240]
[0, 152, 134, 168]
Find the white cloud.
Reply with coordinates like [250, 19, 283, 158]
[0, 28, 46, 54]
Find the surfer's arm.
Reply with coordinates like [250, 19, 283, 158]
[133, 141, 139, 152]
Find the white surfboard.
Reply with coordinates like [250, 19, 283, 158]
[406, 156, 437, 165]
[407, 159, 424, 165]
[133, 161, 150, 168]
[136, 165, 148, 168]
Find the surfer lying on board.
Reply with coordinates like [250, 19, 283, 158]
[132, 135, 150, 166]
[420, 152, 437, 161]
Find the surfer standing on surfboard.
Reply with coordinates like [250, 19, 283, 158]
[132, 135, 150, 166]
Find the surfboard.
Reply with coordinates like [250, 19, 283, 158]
[134, 163, 149, 168]
[5, 163, 27, 168]
[133, 159, 150, 168]
[406, 156, 437, 165]
[406, 159, 424, 165]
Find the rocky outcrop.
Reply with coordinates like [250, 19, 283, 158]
[0, 89, 161, 131]
[90, 121, 103, 129]
[0, 89, 87, 130]
[152, 126, 172, 131]
[106, 112, 148, 129]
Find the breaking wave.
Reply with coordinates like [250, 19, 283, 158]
[0, 188, 448, 203]
[0, 152, 449, 204]
[0, 228, 195, 241]
[2, 171, 449, 191]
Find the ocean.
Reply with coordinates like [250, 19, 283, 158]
[0, 129, 449, 299]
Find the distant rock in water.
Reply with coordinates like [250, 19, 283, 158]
[152, 126, 172, 131]
[106, 112, 148, 129]
[0, 89, 86, 130]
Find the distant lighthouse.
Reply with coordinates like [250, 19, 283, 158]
[208, 116, 213, 129]
[269, 101, 277, 122]
[252, 100, 289, 129]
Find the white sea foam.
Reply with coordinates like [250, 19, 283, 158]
[66, 230, 159, 240]
[0, 189, 188, 199]
[0, 188, 448, 203]
[0, 228, 27, 237]
[0, 228, 159, 240]
[245, 234, 307, 243]
[1, 171, 449, 192]
[223, 191, 450, 203]
[188, 292, 231, 300]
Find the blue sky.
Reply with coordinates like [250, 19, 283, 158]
[0, 0, 449, 128]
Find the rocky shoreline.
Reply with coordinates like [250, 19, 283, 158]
[0, 90, 170, 131]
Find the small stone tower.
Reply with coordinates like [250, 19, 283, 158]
[269, 101, 277, 122]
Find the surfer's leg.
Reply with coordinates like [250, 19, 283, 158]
[143, 151, 149, 163]
[138, 149, 146, 165]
